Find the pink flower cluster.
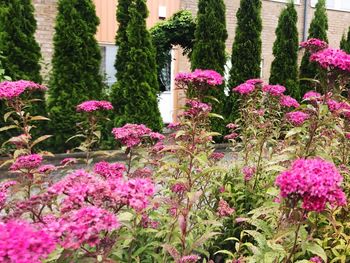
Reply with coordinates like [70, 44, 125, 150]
[112, 124, 163, 148]
[0, 80, 47, 100]
[171, 182, 188, 194]
[38, 164, 56, 173]
[262, 84, 286, 96]
[280, 95, 300, 108]
[242, 166, 256, 181]
[310, 256, 323, 263]
[94, 161, 125, 179]
[182, 99, 212, 117]
[10, 154, 43, 171]
[0, 220, 56, 263]
[178, 255, 200, 263]
[232, 78, 263, 95]
[217, 199, 235, 217]
[275, 158, 346, 212]
[210, 152, 225, 161]
[303, 91, 322, 101]
[60, 157, 78, 166]
[0, 181, 16, 208]
[49, 169, 155, 213]
[286, 111, 310, 126]
[232, 82, 256, 95]
[300, 38, 328, 52]
[175, 69, 223, 86]
[76, 100, 113, 112]
[310, 48, 350, 72]
[55, 206, 119, 249]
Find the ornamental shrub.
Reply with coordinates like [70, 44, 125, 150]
[269, 2, 300, 99]
[110, 0, 162, 132]
[299, 0, 328, 96]
[226, 0, 262, 123]
[47, 0, 104, 153]
[191, 0, 228, 135]
[340, 26, 350, 53]
[0, 0, 45, 145]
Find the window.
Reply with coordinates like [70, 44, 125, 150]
[159, 50, 171, 92]
[311, 0, 350, 11]
[99, 45, 117, 86]
[158, 6, 167, 20]
[266, 0, 301, 4]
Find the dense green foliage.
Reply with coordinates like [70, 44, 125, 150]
[47, 0, 103, 152]
[0, 0, 45, 144]
[150, 10, 195, 91]
[340, 27, 350, 53]
[299, 0, 328, 96]
[269, 2, 300, 99]
[191, 0, 228, 134]
[111, 0, 162, 131]
[226, 0, 262, 122]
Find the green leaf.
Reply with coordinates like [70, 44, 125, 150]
[285, 127, 302, 138]
[0, 125, 18, 132]
[3, 111, 15, 122]
[31, 135, 52, 148]
[305, 242, 327, 262]
[208, 113, 224, 120]
[30, 116, 50, 121]
[214, 250, 235, 258]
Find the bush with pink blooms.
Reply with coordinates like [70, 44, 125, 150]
[2, 39, 350, 262]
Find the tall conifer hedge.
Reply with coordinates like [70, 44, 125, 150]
[111, 0, 163, 131]
[269, 2, 299, 99]
[47, 0, 103, 152]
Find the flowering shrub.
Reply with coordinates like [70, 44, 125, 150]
[2, 39, 350, 262]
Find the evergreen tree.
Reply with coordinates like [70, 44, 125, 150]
[299, 0, 328, 96]
[340, 27, 350, 53]
[110, 0, 163, 131]
[269, 2, 299, 99]
[0, 0, 45, 144]
[191, 0, 228, 134]
[48, 0, 103, 152]
[226, 0, 262, 121]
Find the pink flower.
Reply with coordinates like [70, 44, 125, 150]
[224, 132, 238, 140]
[280, 95, 300, 108]
[149, 132, 165, 141]
[112, 123, 152, 148]
[58, 206, 120, 249]
[242, 166, 256, 181]
[182, 99, 212, 117]
[286, 111, 310, 126]
[245, 79, 264, 85]
[178, 255, 200, 263]
[0, 181, 16, 208]
[232, 83, 255, 95]
[10, 154, 43, 171]
[171, 182, 187, 193]
[38, 165, 56, 173]
[303, 91, 322, 101]
[310, 256, 323, 263]
[300, 38, 328, 52]
[175, 69, 223, 86]
[0, 80, 47, 100]
[60, 158, 78, 166]
[210, 152, 225, 161]
[217, 199, 235, 217]
[0, 220, 56, 263]
[262, 84, 286, 96]
[167, 122, 181, 129]
[275, 158, 346, 212]
[327, 99, 342, 112]
[94, 161, 125, 179]
[76, 100, 113, 112]
[226, 123, 238, 129]
[310, 48, 350, 72]
[345, 133, 350, 139]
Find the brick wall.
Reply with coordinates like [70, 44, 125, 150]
[33, 0, 57, 82]
[179, 0, 350, 83]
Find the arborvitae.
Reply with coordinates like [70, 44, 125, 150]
[269, 2, 299, 99]
[226, 0, 262, 122]
[191, 0, 228, 134]
[340, 27, 350, 53]
[47, 0, 103, 152]
[0, 0, 45, 144]
[110, 0, 162, 131]
[299, 0, 328, 96]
